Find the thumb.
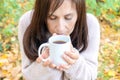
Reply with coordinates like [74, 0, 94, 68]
[36, 55, 43, 63]
[41, 47, 49, 59]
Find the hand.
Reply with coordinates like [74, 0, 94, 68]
[57, 45, 80, 71]
[36, 33, 58, 69]
[36, 47, 58, 68]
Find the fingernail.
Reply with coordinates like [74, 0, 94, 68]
[56, 66, 59, 69]
[52, 64, 56, 68]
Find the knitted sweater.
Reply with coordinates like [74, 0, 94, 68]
[18, 10, 100, 80]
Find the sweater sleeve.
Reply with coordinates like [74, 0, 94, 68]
[18, 11, 62, 80]
[64, 13, 100, 80]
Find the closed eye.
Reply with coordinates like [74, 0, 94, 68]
[65, 14, 73, 20]
[48, 15, 57, 20]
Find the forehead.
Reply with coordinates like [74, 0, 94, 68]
[49, 0, 76, 14]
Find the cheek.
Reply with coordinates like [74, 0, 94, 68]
[47, 21, 55, 33]
[68, 21, 76, 33]
[69, 25, 75, 34]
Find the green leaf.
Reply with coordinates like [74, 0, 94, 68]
[0, 42, 3, 52]
[2, 25, 14, 37]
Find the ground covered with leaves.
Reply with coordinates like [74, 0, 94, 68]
[0, 0, 120, 80]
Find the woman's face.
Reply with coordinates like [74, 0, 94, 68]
[47, 0, 77, 35]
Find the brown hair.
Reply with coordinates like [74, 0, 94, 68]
[23, 0, 88, 61]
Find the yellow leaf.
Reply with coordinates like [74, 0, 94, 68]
[2, 70, 8, 75]
[0, 34, 2, 40]
[1, 54, 8, 59]
[108, 70, 116, 77]
[0, 62, 3, 67]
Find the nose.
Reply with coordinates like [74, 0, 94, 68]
[55, 19, 66, 34]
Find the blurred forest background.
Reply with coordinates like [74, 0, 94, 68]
[0, 0, 120, 80]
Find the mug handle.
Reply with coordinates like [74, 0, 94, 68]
[38, 43, 50, 62]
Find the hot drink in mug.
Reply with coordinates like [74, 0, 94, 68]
[38, 35, 71, 66]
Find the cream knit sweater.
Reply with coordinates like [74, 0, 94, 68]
[18, 10, 100, 80]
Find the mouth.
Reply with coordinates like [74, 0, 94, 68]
[56, 33, 64, 35]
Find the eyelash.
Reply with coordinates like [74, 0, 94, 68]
[49, 16, 56, 20]
[65, 17, 72, 20]
[49, 16, 72, 20]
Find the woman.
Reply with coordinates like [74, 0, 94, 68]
[18, 0, 100, 80]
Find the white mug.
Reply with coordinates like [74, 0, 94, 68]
[38, 35, 71, 66]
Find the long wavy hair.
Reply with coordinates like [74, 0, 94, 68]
[23, 0, 88, 61]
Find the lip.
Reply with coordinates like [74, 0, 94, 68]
[56, 33, 66, 35]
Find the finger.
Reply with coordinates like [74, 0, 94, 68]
[70, 44, 73, 49]
[49, 63, 57, 69]
[56, 66, 61, 70]
[42, 59, 51, 67]
[63, 54, 76, 65]
[66, 44, 79, 59]
[41, 47, 49, 59]
[65, 51, 79, 60]
[55, 66, 64, 71]
[59, 64, 70, 70]
[36, 56, 42, 63]
[57, 64, 70, 71]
